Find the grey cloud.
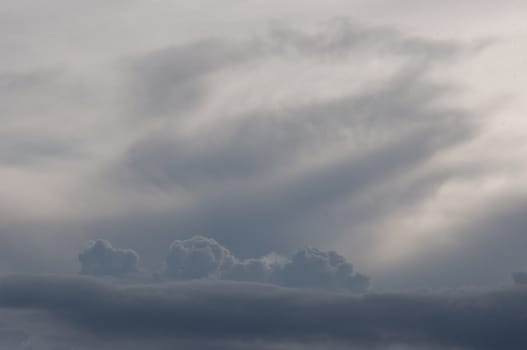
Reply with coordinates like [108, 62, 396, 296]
[78, 240, 139, 276]
[163, 236, 275, 284]
[0, 220, 85, 276]
[0, 134, 77, 166]
[165, 236, 236, 280]
[274, 248, 370, 292]
[0, 70, 85, 166]
[162, 236, 369, 292]
[126, 39, 255, 117]
[124, 20, 469, 119]
[102, 66, 477, 269]
[122, 67, 459, 187]
[512, 272, 527, 285]
[264, 19, 465, 61]
[0, 69, 59, 100]
[375, 194, 527, 290]
[0, 17, 491, 291]
[223, 257, 275, 283]
[0, 275, 527, 350]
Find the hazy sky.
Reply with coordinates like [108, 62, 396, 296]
[1, 1, 527, 349]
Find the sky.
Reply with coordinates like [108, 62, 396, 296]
[1, 1, 527, 349]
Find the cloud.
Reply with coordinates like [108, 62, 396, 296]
[163, 236, 369, 292]
[77, 236, 368, 292]
[0, 12, 509, 292]
[78, 240, 139, 276]
[263, 18, 466, 61]
[0, 275, 527, 349]
[222, 257, 276, 283]
[165, 236, 236, 280]
[274, 248, 370, 291]
[513, 272, 527, 285]
[125, 39, 256, 117]
[375, 194, 527, 290]
[124, 19, 466, 119]
[102, 63, 478, 271]
[0, 133, 77, 166]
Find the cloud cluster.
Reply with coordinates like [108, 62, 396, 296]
[78, 240, 139, 276]
[1, 275, 527, 350]
[162, 236, 369, 292]
[77, 236, 369, 292]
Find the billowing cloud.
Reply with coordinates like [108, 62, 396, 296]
[78, 240, 139, 276]
[1, 275, 527, 350]
[165, 236, 236, 279]
[274, 248, 370, 291]
[163, 236, 369, 292]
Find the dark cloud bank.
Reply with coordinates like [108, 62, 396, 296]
[79, 236, 370, 293]
[0, 275, 526, 350]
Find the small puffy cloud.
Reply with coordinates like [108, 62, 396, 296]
[274, 248, 370, 292]
[78, 240, 139, 276]
[165, 236, 236, 279]
[164, 236, 368, 292]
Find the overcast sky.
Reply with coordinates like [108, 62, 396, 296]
[2, 1, 527, 349]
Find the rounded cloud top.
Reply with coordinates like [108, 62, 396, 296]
[165, 236, 236, 279]
[78, 236, 369, 292]
[163, 235, 369, 292]
[78, 239, 140, 276]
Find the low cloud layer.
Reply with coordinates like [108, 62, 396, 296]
[1, 275, 527, 350]
[78, 240, 139, 276]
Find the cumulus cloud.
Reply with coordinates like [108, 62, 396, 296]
[78, 240, 139, 276]
[162, 236, 369, 292]
[165, 236, 236, 279]
[222, 255, 284, 283]
[1, 275, 527, 350]
[274, 248, 370, 291]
